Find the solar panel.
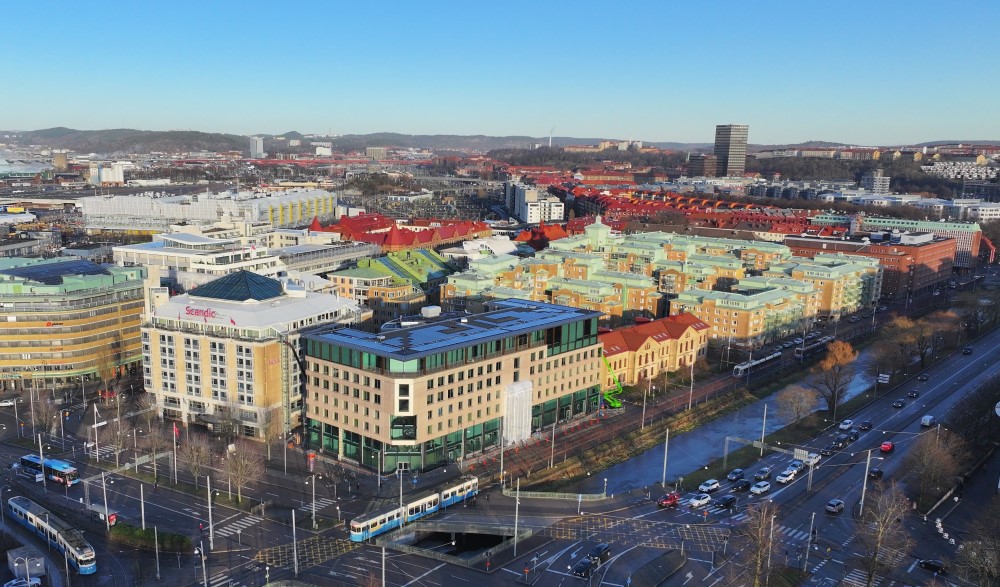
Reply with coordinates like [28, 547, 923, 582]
[0, 260, 110, 285]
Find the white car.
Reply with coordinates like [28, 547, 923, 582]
[804, 453, 821, 466]
[838, 419, 854, 431]
[0, 399, 15, 407]
[776, 470, 797, 484]
[698, 479, 721, 493]
[688, 493, 712, 508]
[750, 481, 770, 495]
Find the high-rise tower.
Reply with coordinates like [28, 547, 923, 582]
[714, 124, 749, 177]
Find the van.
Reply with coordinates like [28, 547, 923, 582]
[921, 415, 936, 427]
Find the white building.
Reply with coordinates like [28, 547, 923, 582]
[860, 169, 890, 194]
[315, 146, 333, 157]
[250, 137, 265, 159]
[78, 188, 337, 232]
[88, 162, 127, 186]
[504, 182, 564, 224]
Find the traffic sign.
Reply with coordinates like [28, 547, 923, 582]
[793, 448, 809, 461]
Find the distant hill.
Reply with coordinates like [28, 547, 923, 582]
[9, 127, 250, 155]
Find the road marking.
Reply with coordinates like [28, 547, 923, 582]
[683, 571, 695, 584]
[402, 563, 446, 586]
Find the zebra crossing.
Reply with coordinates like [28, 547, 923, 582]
[300, 497, 336, 513]
[727, 512, 810, 541]
[215, 516, 263, 538]
[842, 569, 882, 587]
[209, 571, 247, 587]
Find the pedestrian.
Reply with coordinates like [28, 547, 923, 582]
[485, 493, 489, 502]
[356, 482, 360, 492]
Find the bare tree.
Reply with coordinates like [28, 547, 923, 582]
[141, 427, 171, 480]
[775, 385, 818, 423]
[180, 433, 213, 489]
[260, 407, 283, 462]
[856, 483, 913, 587]
[807, 341, 858, 422]
[223, 440, 264, 503]
[216, 399, 242, 445]
[731, 500, 781, 587]
[903, 429, 969, 505]
[100, 423, 134, 468]
[133, 393, 158, 432]
[94, 333, 123, 400]
[31, 398, 61, 437]
[866, 338, 910, 386]
[945, 374, 1000, 448]
[955, 495, 1000, 585]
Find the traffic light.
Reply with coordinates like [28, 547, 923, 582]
[64, 411, 69, 420]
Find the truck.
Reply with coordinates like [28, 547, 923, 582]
[7, 546, 45, 580]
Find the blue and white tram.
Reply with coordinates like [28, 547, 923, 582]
[7, 496, 97, 574]
[350, 475, 479, 542]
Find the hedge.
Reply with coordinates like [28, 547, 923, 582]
[108, 522, 192, 553]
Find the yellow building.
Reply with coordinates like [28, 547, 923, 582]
[600, 314, 709, 389]
[0, 258, 145, 395]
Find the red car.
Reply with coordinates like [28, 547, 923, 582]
[657, 492, 681, 508]
[880, 441, 895, 453]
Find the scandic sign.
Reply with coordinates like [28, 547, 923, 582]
[185, 307, 218, 318]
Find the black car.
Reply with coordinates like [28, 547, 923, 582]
[847, 428, 861, 442]
[589, 543, 611, 563]
[819, 443, 836, 456]
[963, 347, 974, 355]
[732, 479, 752, 492]
[907, 389, 920, 398]
[917, 374, 929, 381]
[833, 434, 850, 448]
[858, 420, 873, 431]
[572, 558, 598, 578]
[869, 468, 884, 480]
[892, 399, 906, 408]
[713, 495, 737, 509]
[917, 559, 947, 575]
[726, 468, 745, 482]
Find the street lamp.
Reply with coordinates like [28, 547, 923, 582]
[12, 557, 31, 584]
[265, 565, 270, 586]
[305, 474, 322, 529]
[0, 485, 11, 527]
[857, 448, 885, 517]
[641, 380, 654, 431]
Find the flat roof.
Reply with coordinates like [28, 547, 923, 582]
[307, 298, 602, 360]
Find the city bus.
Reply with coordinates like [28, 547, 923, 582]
[17, 455, 80, 486]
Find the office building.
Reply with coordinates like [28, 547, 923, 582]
[250, 137, 265, 159]
[302, 299, 604, 473]
[142, 270, 368, 437]
[365, 147, 387, 160]
[860, 169, 891, 194]
[0, 258, 145, 394]
[714, 124, 749, 177]
[687, 154, 717, 178]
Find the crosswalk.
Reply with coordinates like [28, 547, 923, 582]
[209, 571, 247, 587]
[300, 497, 336, 513]
[842, 569, 882, 587]
[215, 516, 263, 538]
[728, 512, 810, 541]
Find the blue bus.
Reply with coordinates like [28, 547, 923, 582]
[18, 455, 80, 486]
[7, 496, 97, 574]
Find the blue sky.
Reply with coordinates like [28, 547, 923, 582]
[3, 1, 997, 145]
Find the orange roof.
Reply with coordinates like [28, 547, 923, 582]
[599, 314, 708, 357]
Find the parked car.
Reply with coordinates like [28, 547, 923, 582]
[917, 374, 929, 381]
[793, 337, 804, 344]
[726, 468, 745, 482]
[713, 495, 737, 509]
[880, 441, 895, 453]
[572, 557, 598, 578]
[908, 389, 920, 398]
[589, 543, 611, 563]
[750, 481, 770, 495]
[858, 420, 873, 431]
[731, 479, 752, 492]
[917, 559, 947, 575]
[699, 479, 721, 493]
[825, 499, 845, 514]
[819, 443, 836, 456]
[838, 419, 854, 431]
[892, 399, 906, 408]
[689, 493, 712, 508]
[657, 492, 681, 508]
[754, 467, 772, 481]
[0, 399, 15, 407]
[782, 341, 794, 348]
[776, 470, 797, 484]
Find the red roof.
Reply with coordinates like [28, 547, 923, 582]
[599, 314, 708, 357]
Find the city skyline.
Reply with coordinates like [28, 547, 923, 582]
[3, 1, 999, 145]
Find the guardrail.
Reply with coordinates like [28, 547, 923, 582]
[501, 486, 608, 501]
